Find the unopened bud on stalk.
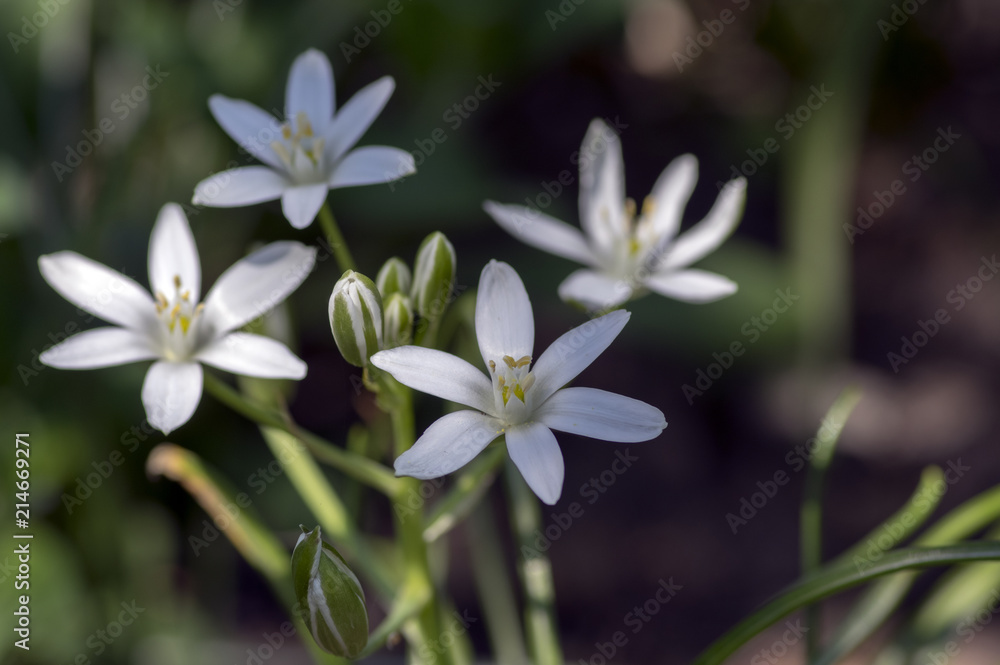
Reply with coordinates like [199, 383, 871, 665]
[291, 525, 369, 657]
[329, 270, 383, 367]
[411, 232, 456, 320]
[375, 257, 412, 299]
[383, 292, 414, 349]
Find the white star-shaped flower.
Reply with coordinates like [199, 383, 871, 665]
[484, 118, 747, 311]
[371, 260, 667, 505]
[192, 48, 415, 229]
[38, 203, 316, 434]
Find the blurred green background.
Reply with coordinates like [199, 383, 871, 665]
[3, 0, 1000, 663]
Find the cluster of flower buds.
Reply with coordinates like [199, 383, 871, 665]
[328, 232, 455, 367]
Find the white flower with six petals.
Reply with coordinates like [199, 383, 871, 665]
[371, 260, 667, 505]
[192, 49, 415, 229]
[484, 118, 747, 311]
[38, 203, 316, 434]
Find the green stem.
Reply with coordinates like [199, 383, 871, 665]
[468, 499, 530, 665]
[202, 372, 400, 497]
[318, 202, 356, 273]
[424, 443, 505, 542]
[356, 581, 432, 660]
[504, 456, 563, 665]
[692, 542, 1000, 665]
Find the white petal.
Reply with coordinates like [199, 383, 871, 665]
[141, 361, 203, 435]
[148, 203, 200, 301]
[536, 387, 667, 442]
[281, 184, 328, 229]
[192, 166, 289, 208]
[645, 269, 737, 303]
[328, 146, 415, 189]
[196, 332, 306, 379]
[659, 178, 746, 271]
[557, 269, 632, 311]
[394, 410, 501, 479]
[530, 310, 630, 404]
[475, 260, 534, 367]
[505, 423, 564, 505]
[324, 76, 395, 161]
[203, 241, 317, 334]
[645, 154, 699, 240]
[40, 327, 157, 369]
[370, 347, 494, 415]
[38, 252, 155, 331]
[208, 95, 284, 170]
[285, 49, 334, 125]
[483, 201, 596, 267]
[578, 118, 627, 251]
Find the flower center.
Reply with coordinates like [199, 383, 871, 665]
[154, 275, 205, 361]
[270, 111, 326, 182]
[602, 196, 659, 281]
[488, 354, 535, 424]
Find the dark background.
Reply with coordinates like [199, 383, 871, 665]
[3, 0, 1000, 663]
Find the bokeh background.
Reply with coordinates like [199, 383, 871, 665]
[3, 0, 1000, 663]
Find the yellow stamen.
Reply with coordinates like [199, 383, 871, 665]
[513, 384, 525, 403]
[297, 112, 313, 137]
[173, 275, 182, 289]
[625, 197, 636, 220]
[642, 196, 655, 217]
[282, 125, 293, 140]
[503, 355, 517, 369]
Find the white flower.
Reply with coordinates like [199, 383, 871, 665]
[370, 260, 667, 505]
[484, 118, 747, 311]
[38, 203, 316, 434]
[192, 48, 416, 229]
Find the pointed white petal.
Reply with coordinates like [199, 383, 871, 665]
[328, 146, 415, 189]
[203, 241, 317, 334]
[141, 360, 203, 435]
[196, 332, 306, 379]
[659, 178, 746, 271]
[208, 95, 284, 169]
[475, 260, 534, 367]
[148, 203, 201, 301]
[645, 269, 737, 303]
[483, 201, 596, 267]
[646, 154, 699, 240]
[38, 252, 156, 331]
[192, 166, 289, 208]
[285, 49, 334, 124]
[39, 327, 158, 369]
[506, 422, 564, 505]
[536, 387, 667, 442]
[281, 184, 328, 229]
[578, 118, 627, 251]
[557, 269, 631, 311]
[530, 310, 630, 404]
[394, 410, 501, 479]
[324, 76, 395, 161]
[371, 347, 495, 415]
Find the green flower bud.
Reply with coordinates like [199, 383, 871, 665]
[383, 292, 414, 349]
[375, 257, 412, 299]
[411, 232, 456, 320]
[291, 526, 368, 658]
[329, 270, 383, 367]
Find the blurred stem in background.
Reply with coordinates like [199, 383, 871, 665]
[318, 202, 356, 274]
[782, 0, 884, 368]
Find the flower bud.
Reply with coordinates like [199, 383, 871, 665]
[375, 257, 412, 299]
[291, 526, 368, 657]
[329, 270, 383, 367]
[383, 292, 414, 349]
[411, 232, 456, 320]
